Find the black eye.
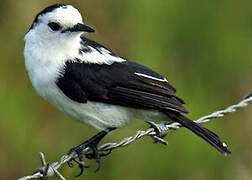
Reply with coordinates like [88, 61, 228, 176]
[48, 22, 61, 31]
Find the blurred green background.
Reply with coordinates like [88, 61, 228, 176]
[0, 0, 251, 179]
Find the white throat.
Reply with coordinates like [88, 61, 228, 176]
[24, 31, 82, 97]
[24, 31, 82, 66]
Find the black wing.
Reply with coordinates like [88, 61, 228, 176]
[57, 51, 188, 114]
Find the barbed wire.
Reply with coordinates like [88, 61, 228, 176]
[18, 93, 252, 180]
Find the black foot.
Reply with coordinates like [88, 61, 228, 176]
[68, 127, 116, 176]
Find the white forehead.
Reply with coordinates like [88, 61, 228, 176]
[39, 5, 83, 26]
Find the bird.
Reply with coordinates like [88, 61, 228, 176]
[24, 3, 231, 174]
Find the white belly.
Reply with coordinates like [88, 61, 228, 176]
[39, 82, 134, 130]
[55, 99, 134, 131]
[36, 82, 168, 131]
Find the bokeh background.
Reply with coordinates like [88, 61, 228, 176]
[0, 0, 251, 179]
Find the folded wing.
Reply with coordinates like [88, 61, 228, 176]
[58, 58, 188, 114]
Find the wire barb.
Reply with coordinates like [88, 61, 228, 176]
[146, 121, 169, 145]
[17, 93, 252, 180]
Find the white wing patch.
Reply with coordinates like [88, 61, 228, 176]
[79, 46, 126, 65]
[134, 72, 168, 82]
[222, 142, 227, 147]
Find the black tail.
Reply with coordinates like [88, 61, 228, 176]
[165, 112, 231, 154]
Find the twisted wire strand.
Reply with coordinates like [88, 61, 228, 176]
[18, 94, 252, 180]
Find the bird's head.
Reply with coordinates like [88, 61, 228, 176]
[25, 4, 94, 44]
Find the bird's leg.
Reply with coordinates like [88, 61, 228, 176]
[68, 127, 116, 176]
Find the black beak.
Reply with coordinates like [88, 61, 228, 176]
[62, 23, 95, 33]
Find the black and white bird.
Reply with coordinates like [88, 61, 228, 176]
[24, 4, 230, 173]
